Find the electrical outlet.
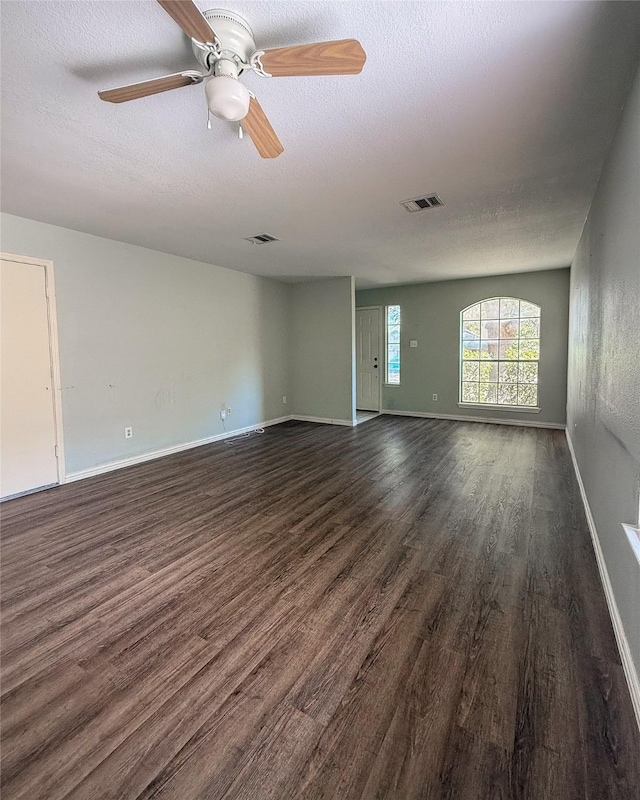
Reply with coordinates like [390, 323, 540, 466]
[410, 340, 418, 348]
[283, 396, 287, 404]
[220, 409, 226, 421]
[227, 407, 232, 416]
[432, 394, 438, 402]
[124, 426, 133, 439]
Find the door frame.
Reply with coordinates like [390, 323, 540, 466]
[355, 305, 383, 413]
[1, 251, 66, 487]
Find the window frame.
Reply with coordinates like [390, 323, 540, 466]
[458, 296, 541, 413]
[385, 304, 401, 386]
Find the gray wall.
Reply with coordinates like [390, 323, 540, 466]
[567, 65, 640, 678]
[357, 269, 570, 426]
[291, 277, 355, 423]
[0, 213, 291, 475]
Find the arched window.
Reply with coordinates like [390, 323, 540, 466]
[460, 297, 540, 408]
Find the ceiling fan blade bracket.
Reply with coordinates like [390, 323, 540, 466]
[249, 51, 272, 78]
[192, 36, 222, 69]
[182, 70, 205, 84]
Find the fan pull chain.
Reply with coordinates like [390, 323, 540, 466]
[207, 108, 212, 130]
[238, 124, 244, 140]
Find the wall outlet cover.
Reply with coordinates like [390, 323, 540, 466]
[410, 340, 418, 348]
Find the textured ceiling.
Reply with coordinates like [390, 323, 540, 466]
[1, 1, 639, 286]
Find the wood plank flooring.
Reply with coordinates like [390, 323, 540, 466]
[1, 417, 638, 799]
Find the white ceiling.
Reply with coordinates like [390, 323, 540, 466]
[1, 1, 639, 286]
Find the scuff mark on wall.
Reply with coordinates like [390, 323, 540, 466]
[155, 388, 176, 411]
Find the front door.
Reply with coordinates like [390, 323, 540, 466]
[356, 307, 380, 411]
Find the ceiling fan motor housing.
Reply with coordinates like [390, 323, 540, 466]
[192, 9, 256, 73]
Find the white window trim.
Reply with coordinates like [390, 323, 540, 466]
[458, 402, 540, 413]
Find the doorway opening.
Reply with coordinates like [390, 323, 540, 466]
[355, 409, 380, 426]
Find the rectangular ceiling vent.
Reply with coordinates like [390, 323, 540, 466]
[244, 233, 280, 244]
[400, 194, 444, 213]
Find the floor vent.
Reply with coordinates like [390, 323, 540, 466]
[244, 233, 279, 244]
[400, 194, 444, 212]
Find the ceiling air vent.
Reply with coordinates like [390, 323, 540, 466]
[400, 194, 445, 213]
[244, 233, 280, 244]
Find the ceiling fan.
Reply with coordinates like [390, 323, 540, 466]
[98, 0, 367, 158]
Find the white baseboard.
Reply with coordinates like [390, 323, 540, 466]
[65, 415, 293, 483]
[291, 415, 355, 427]
[381, 409, 565, 430]
[566, 431, 640, 731]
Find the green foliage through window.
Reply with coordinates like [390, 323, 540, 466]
[460, 297, 540, 407]
[386, 305, 400, 384]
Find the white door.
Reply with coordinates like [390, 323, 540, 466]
[1, 258, 59, 498]
[356, 307, 381, 411]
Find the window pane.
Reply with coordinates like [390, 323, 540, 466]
[499, 340, 519, 360]
[478, 383, 497, 403]
[462, 346, 479, 360]
[518, 362, 538, 383]
[500, 298, 519, 318]
[463, 362, 479, 381]
[387, 305, 400, 325]
[462, 332, 480, 347]
[481, 340, 499, 359]
[388, 344, 399, 361]
[462, 382, 479, 402]
[462, 320, 481, 338]
[518, 384, 538, 406]
[462, 304, 481, 321]
[498, 384, 518, 405]
[520, 301, 540, 318]
[498, 362, 518, 383]
[388, 326, 400, 344]
[481, 299, 499, 319]
[519, 339, 540, 360]
[500, 320, 518, 339]
[481, 319, 499, 339]
[478, 361, 498, 383]
[519, 318, 540, 339]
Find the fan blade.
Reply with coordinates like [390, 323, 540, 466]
[258, 39, 366, 77]
[156, 0, 216, 43]
[243, 97, 284, 159]
[98, 71, 203, 103]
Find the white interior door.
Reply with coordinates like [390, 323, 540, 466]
[1, 258, 59, 498]
[356, 307, 381, 411]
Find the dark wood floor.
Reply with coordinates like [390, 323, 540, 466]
[1, 417, 639, 799]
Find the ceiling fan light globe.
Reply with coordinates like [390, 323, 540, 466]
[205, 76, 250, 122]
